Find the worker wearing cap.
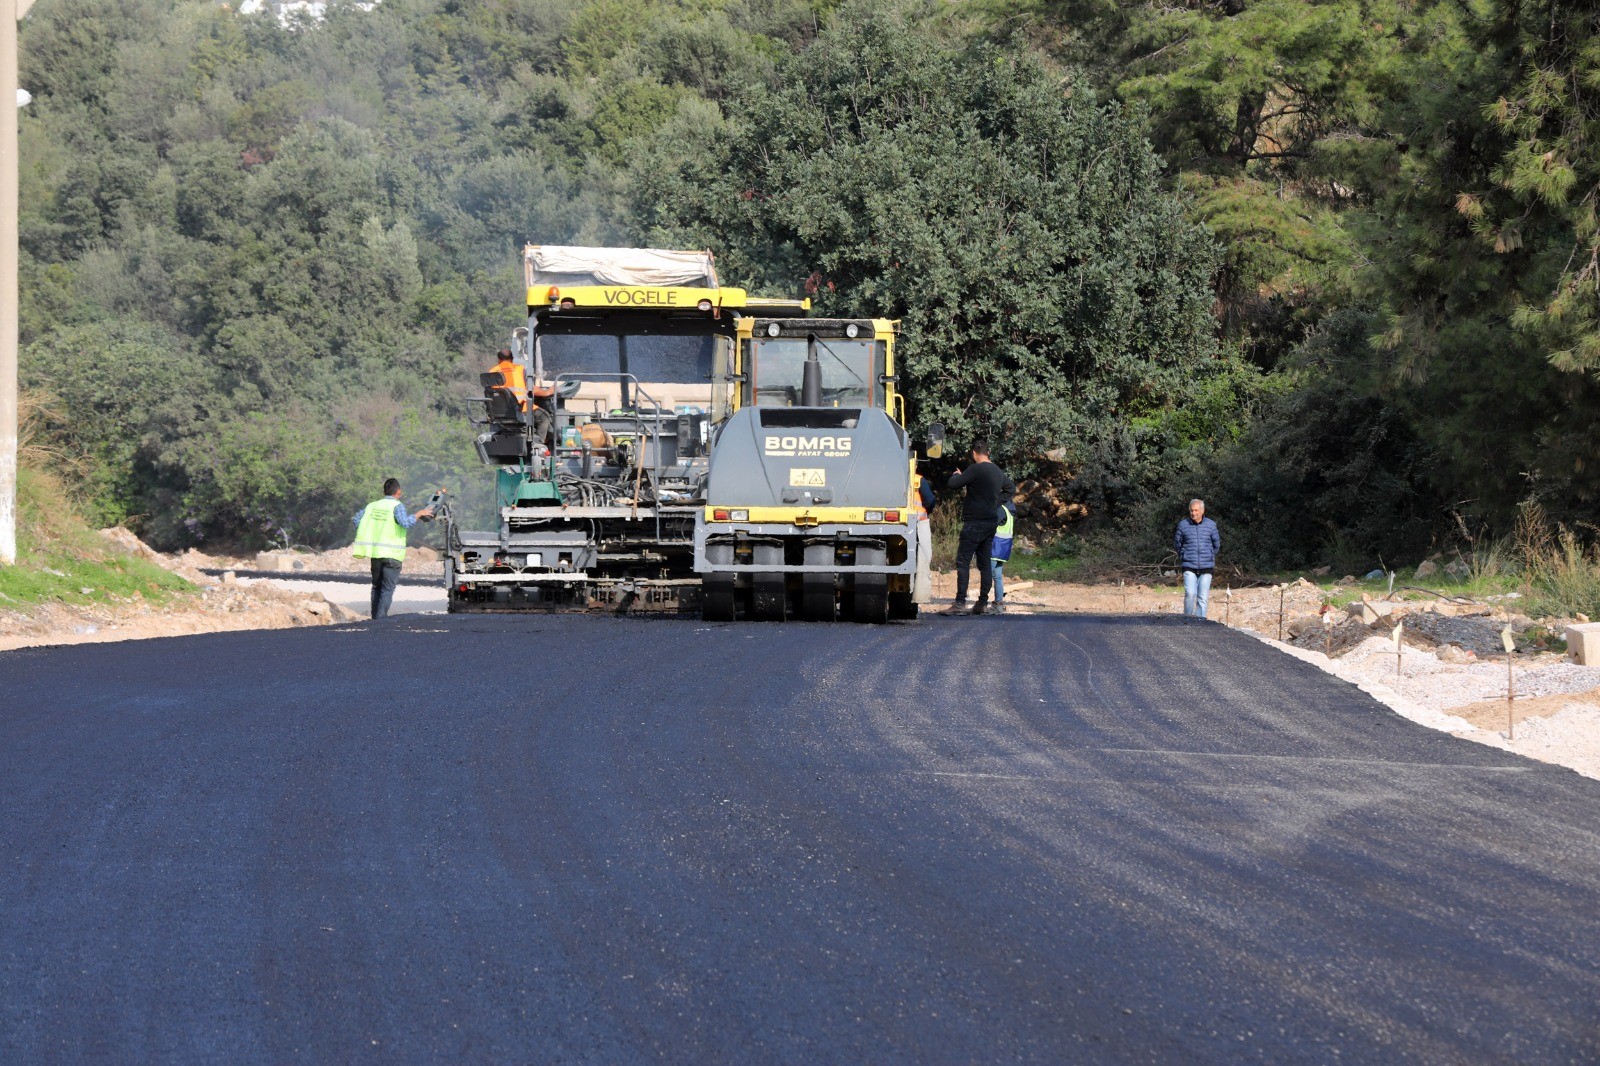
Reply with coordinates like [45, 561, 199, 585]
[491, 348, 529, 411]
[351, 477, 435, 618]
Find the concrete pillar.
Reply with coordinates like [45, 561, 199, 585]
[1, 0, 22, 564]
[1565, 623, 1600, 666]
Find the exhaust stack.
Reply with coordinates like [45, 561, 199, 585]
[801, 335, 823, 408]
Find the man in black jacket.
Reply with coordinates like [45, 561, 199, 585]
[941, 441, 1015, 616]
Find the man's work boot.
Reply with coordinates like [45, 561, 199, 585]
[938, 601, 969, 617]
[970, 601, 989, 615]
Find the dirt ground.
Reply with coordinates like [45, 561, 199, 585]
[0, 532, 366, 654]
[6, 536, 1596, 781]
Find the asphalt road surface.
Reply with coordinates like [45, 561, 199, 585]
[3, 613, 1598, 1063]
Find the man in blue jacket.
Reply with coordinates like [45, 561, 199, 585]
[1173, 498, 1221, 619]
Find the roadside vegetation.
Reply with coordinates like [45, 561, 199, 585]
[11, 0, 1600, 587]
[984, 489, 1600, 621]
[1, 399, 194, 613]
[1467, 508, 1600, 622]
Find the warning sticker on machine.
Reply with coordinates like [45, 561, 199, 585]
[789, 468, 826, 487]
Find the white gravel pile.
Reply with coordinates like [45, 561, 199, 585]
[1477, 705, 1600, 770]
[1262, 633, 1600, 780]
[1333, 636, 1600, 710]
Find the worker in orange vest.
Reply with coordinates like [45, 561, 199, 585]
[491, 348, 529, 411]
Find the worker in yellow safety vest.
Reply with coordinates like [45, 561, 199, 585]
[351, 477, 435, 618]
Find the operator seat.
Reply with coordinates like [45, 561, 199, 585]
[481, 372, 529, 428]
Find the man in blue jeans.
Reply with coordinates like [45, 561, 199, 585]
[351, 478, 435, 618]
[940, 442, 1015, 616]
[1173, 498, 1220, 619]
[989, 501, 1015, 614]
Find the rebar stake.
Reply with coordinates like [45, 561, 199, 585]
[1501, 625, 1517, 740]
[1507, 652, 1516, 741]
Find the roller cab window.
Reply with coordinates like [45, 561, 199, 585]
[751, 337, 883, 408]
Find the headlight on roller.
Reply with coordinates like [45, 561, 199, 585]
[865, 510, 884, 522]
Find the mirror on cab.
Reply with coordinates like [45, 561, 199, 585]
[925, 421, 945, 459]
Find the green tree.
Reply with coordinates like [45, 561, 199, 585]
[1117, 1, 1395, 173]
[1482, 4, 1600, 375]
[18, 323, 211, 530]
[1351, 0, 1600, 526]
[977, 1, 1405, 365]
[635, 0, 1219, 462]
[1086, 310, 1439, 572]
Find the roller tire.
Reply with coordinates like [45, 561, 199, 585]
[702, 575, 736, 622]
[802, 575, 838, 622]
[751, 573, 788, 622]
[853, 575, 889, 624]
[888, 590, 917, 620]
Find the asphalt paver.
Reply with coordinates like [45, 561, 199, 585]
[2, 613, 1597, 1062]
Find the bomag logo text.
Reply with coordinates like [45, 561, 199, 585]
[602, 288, 681, 306]
[764, 435, 853, 458]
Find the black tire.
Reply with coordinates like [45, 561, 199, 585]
[801, 575, 837, 622]
[751, 573, 787, 621]
[853, 575, 889, 624]
[702, 575, 736, 622]
[888, 590, 917, 620]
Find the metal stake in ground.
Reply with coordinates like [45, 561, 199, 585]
[1224, 586, 1232, 627]
[1392, 620, 1404, 676]
[1502, 624, 1517, 740]
[1278, 584, 1288, 642]
[1323, 608, 1334, 657]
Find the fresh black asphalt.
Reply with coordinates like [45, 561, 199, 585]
[2, 613, 1597, 1063]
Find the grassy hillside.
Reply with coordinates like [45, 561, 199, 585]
[0, 464, 194, 614]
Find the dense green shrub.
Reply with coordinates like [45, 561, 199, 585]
[1080, 313, 1440, 574]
